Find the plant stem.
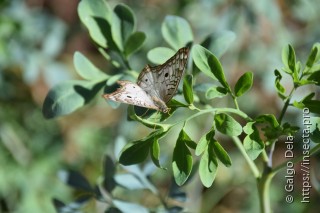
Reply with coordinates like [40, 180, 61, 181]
[257, 172, 274, 213]
[232, 136, 260, 178]
[278, 88, 294, 124]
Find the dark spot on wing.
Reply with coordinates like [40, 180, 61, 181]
[127, 95, 132, 98]
[165, 73, 169, 78]
[145, 78, 148, 82]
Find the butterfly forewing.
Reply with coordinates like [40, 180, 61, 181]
[103, 47, 189, 113]
[103, 81, 160, 111]
[137, 47, 189, 103]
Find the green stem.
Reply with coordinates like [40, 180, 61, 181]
[231, 94, 240, 110]
[232, 136, 260, 178]
[278, 88, 295, 124]
[258, 172, 274, 213]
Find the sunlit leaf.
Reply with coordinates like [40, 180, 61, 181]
[42, 80, 105, 119]
[199, 143, 218, 187]
[74, 52, 109, 81]
[161, 15, 193, 50]
[214, 113, 242, 136]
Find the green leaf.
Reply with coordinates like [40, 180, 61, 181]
[106, 74, 123, 86]
[208, 55, 229, 89]
[292, 94, 320, 115]
[306, 45, 318, 69]
[282, 44, 296, 74]
[161, 15, 193, 50]
[42, 80, 105, 119]
[201, 31, 236, 58]
[74, 52, 109, 81]
[172, 131, 193, 186]
[212, 140, 232, 167]
[310, 123, 320, 143]
[78, 0, 112, 48]
[205, 86, 228, 99]
[178, 129, 197, 149]
[243, 123, 264, 160]
[111, 3, 135, 51]
[214, 113, 242, 136]
[119, 140, 149, 165]
[128, 106, 172, 130]
[183, 74, 194, 104]
[124, 31, 146, 57]
[199, 143, 218, 187]
[119, 130, 166, 165]
[147, 47, 176, 64]
[234, 72, 253, 97]
[150, 138, 166, 169]
[274, 69, 287, 99]
[191, 44, 216, 80]
[195, 128, 215, 156]
[307, 71, 320, 86]
[255, 114, 280, 128]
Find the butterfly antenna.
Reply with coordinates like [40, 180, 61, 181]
[140, 108, 150, 118]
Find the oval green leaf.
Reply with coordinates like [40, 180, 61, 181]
[42, 80, 105, 119]
[172, 131, 193, 186]
[199, 146, 218, 187]
[124, 31, 146, 58]
[214, 113, 242, 136]
[147, 47, 175, 64]
[74, 52, 109, 81]
[78, 0, 112, 48]
[234, 72, 253, 97]
[212, 140, 232, 167]
[161, 15, 193, 50]
[192, 44, 216, 80]
[183, 74, 194, 104]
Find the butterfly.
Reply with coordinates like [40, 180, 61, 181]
[103, 47, 189, 113]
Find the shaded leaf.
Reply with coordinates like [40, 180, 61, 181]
[58, 170, 93, 192]
[212, 140, 232, 167]
[208, 55, 229, 89]
[234, 72, 253, 97]
[274, 69, 287, 99]
[172, 130, 193, 186]
[124, 31, 146, 57]
[183, 74, 194, 104]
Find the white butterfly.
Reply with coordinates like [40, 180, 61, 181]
[103, 47, 189, 113]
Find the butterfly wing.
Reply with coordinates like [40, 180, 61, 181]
[103, 81, 160, 111]
[137, 47, 189, 103]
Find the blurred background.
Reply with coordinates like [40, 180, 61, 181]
[0, 0, 319, 212]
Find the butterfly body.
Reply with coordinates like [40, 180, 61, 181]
[103, 47, 189, 113]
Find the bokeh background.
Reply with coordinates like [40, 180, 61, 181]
[0, 0, 319, 212]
